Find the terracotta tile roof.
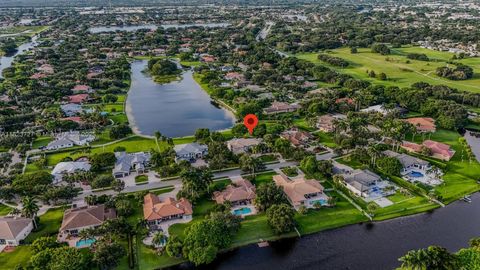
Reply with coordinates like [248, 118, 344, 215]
[67, 94, 89, 104]
[405, 117, 436, 132]
[61, 117, 84, 124]
[273, 174, 324, 206]
[423, 140, 455, 160]
[72, 85, 91, 92]
[213, 178, 256, 204]
[60, 205, 115, 232]
[143, 194, 192, 221]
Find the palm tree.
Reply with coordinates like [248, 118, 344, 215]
[399, 249, 427, 270]
[152, 231, 167, 248]
[21, 196, 40, 229]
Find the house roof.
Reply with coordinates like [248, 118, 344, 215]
[143, 194, 193, 221]
[423, 140, 455, 159]
[213, 178, 256, 204]
[72, 85, 91, 92]
[226, 138, 262, 154]
[52, 161, 91, 175]
[0, 217, 32, 240]
[273, 174, 324, 206]
[383, 150, 429, 168]
[405, 117, 436, 132]
[343, 169, 381, 192]
[60, 205, 115, 231]
[174, 143, 208, 156]
[68, 94, 89, 104]
[113, 152, 151, 174]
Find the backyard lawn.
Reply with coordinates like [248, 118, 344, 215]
[313, 131, 337, 148]
[0, 204, 13, 216]
[0, 246, 32, 269]
[24, 207, 65, 243]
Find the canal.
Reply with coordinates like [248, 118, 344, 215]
[125, 60, 235, 137]
[0, 36, 38, 78]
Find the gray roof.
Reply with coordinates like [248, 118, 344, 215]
[383, 150, 429, 168]
[343, 169, 381, 192]
[174, 143, 208, 156]
[46, 138, 73, 148]
[113, 152, 151, 174]
[60, 103, 82, 112]
[0, 217, 32, 239]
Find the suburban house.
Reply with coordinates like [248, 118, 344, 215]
[401, 140, 456, 161]
[71, 84, 93, 93]
[174, 143, 208, 162]
[213, 178, 256, 206]
[60, 103, 83, 117]
[45, 131, 95, 150]
[280, 129, 314, 148]
[0, 217, 33, 251]
[51, 161, 91, 183]
[273, 174, 329, 210]
[226, 138, 262, 155]
[383, 150, 430, 173]
[316, 113, 346, 133]
[112, 151, 151, 178]
[67, 94, 89, 104]
[342, 169, 383, 198]
[143, 193, 193, 231]
[360, 105, 389, 115]
[57, 205, 116, 244]
[263, 101, 301, 115]
[404, 117, 436, 133]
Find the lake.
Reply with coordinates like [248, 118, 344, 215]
[125, 60, 235, 138]
[89, 23, 231, 33]
[0, 36, 38, 78]
[170, 193, 480, 270]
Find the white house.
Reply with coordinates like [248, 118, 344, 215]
[45, 131, 95, 151]
[51, 161, 91, 183]
[0, 217, 33, 251]
[112, 152, 151, 178]
[226, 138, 262, 155]
[174, 143, 208, 162]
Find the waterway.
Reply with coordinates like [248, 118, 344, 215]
[125, 60, 235, 138]
[0, 36, 38, 78]
[464, 130, 480, 162]
[171, 193, 480, 270]
[89, 23, 230, 33]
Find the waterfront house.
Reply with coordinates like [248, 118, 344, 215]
[0, 217, 33, 251]
[401, 140, 455, 161]
[45, 131, 95, 151]
[174, 143, 208, 162]
[226, 138, 262, 155]
[342, 169, 382, 198]
[263, 101, 301, 115]
[213, 178, 256, 206]
[51, 161, 91, 183]
[143, 193, 193, 231]
[112, 151, 151, 178]
[404, 117, 436, 133]
[383, 150, 430, 173]
[58, 205, 116, 245]
[280, 129, 314, 148]
[273, 174, 329, 210]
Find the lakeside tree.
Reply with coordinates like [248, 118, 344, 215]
[148, 59, 180, 76]
[266, 203, 296, 234]
[93, 238, 126, 270]
[254, 182, 288, 212]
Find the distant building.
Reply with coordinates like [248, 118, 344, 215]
[60, 103, 83, 117]
[0, 217, 33, 249]
[51, 161, 91, 183]
[280, 129, 314, 148]
[67, 94, 89, 104]
[263, 101, 301, 115]
[404, 117, 436, 133]
[273, 174, 329, 210]
[173, 143, 208, 162]
[112, 152, 151, 178]
[226, 138, 262, 155]
[45, 131, 95, 151]
[143, 193, 193, 230]
[71, 84, 93, 93]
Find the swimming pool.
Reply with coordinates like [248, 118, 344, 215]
[233, 207, 252, 215]
[76, 238, 96, 248]
[310, 199, 328, 206]
[408, 171, 424, 178]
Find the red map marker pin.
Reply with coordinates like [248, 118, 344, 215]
[243, 114, 259, 135]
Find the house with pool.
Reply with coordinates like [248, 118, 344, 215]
[57, 204, 116, 248]
[341, 169, 396, 202]
[273, 174, 329, 210]
[213, 178, 257, 217]
[383, 150, 443, 186]
[143, 193, 193, 235]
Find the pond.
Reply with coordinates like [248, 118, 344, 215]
[125, 60, 235, 138]
[89, 23, 231, 33]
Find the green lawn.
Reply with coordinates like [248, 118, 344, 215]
[103, 104, 124, 113]
[295, 191, 368, 235]
[151, 187, 175, 195]
[250, 171, 276, 186]
[32, 136, 53, 149]
[296, 46, 480, 93]
[336, 156, 365, 169]
[24, 207, 65, 244]
[373, 194, 437, 221]
[0, 203, 13, 216]
[293, 118, 315, 132]
[0, 246, 32, 269]
[313, 131, 337, 148]
[135, 174, 149, 184]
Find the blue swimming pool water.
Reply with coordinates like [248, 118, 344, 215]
[233, 207, 252, 215]
[76, 238, 96, 248]
[408, 171, 424, 178]
[310, 199, 328, 206]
